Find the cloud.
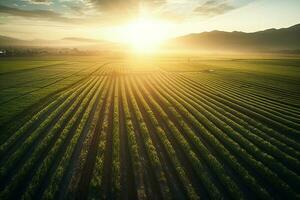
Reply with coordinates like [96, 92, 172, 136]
[89, 0, 165, 10]
[71, 0, 166, 24]
[61, 1, 85, 14]
[25, 0, 52, 5]
[88, 0, 166, 15]
[194, 0, 235, 16]
[0, 4, 78, 23]
[0, 0, 175, 26]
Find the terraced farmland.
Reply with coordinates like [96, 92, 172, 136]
[0, 60, 299, 200]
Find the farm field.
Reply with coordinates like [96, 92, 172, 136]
[0, 57, 110, 127]
[0, 56, 299, 199]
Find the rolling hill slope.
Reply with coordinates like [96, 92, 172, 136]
[169, 24, 300, 52]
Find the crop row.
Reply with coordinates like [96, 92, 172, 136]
[41, 75, 106, 199]
[156, 74, 300, 174]
[126, 77, 200, 199]
[0, 75, 103, 199]
[178, 74, 300, 140]
[192, 76, 300, 123]
[122, 76, 171, 199]
[0, 76, 96, 161]
[199, 75, 300, 112]
[88, 78, 115, 199]
[174, 74, 300, 148]
[147, 73, 299, 198]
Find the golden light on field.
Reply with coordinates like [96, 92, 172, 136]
[121, 17, 170, 53]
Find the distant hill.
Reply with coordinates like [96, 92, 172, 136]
[0, 35, 120, 50]
[168, 24, 300, 53]
[62, 37, 105, 43]
[0, 35, 30, 46]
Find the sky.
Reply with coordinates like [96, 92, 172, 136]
[0, 0, 300, 43]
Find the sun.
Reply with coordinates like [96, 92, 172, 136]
[122, 17, 170, 53]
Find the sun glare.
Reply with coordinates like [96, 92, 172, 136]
[122, 17, 170, 53]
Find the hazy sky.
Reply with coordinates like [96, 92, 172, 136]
[1, 0, 300, 42]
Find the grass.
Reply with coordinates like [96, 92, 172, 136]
[0, 60, 64, 74]
[0, 58, 107, 126]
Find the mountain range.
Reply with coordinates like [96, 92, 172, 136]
[1, 24, 300, 53]
[168, 24, 300, 53]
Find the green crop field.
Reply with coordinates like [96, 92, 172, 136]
[0, 56, 299, 200]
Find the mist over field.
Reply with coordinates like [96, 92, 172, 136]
[1, 23, 300, 55]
